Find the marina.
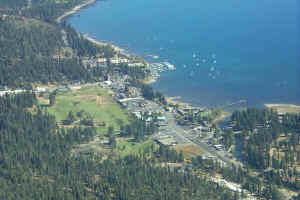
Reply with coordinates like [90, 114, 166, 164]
[149, 62, 176, 73]
[68, 0, 300, 108]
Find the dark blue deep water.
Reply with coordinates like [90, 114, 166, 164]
[68, 0, 300, 107]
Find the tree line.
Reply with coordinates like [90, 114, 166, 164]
[228, 108, 300, 191]
[0, 92, 240, 200]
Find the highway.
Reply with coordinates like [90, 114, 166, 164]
[163, 111, 243, 168]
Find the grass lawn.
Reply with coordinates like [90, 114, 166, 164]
[40, 85, 162, 159]
[40, 85, 129, 133]
[72, 138, 159, 159]
[117, 139, 159, 157]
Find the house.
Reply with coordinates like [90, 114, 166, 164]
[96, 58, 107, 63]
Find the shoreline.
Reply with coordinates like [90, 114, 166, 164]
[166, 96, 191, 107]
[57, 0, 299, 113]
[56, 0, 160, 85]
[56, 0, 97, 23]
[55, 0, 164, 86]
[83, 34, 162, 83]
[82, 34, 133, 58]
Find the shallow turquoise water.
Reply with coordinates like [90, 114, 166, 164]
[68, 0, 300, 107]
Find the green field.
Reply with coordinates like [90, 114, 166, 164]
[39, 85, 160, 158]
[72, 137, 159, 158]
[117, 139, 159, 157]
[40, 85, 129, 133]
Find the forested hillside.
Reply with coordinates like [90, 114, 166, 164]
[0, 0, 26, 9]
[229, 108, 300, 191]
[0, 0, 85, 22]
[0, 93, 237, 200]
[0, 1, 244, 199]
[0, 16, 92, 87]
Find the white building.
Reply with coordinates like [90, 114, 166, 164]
[96, 58, 107, 63]
[128, 63, 145, 67]
[110, 58, 129, 64]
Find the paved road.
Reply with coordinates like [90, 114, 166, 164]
[27, 0, 32, 8]
[163, 111, 243, 168]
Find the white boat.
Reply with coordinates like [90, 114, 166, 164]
[162, 62, 176, 71]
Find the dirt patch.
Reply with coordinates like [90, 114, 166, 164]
[71, 94, 110, 105]
[96, 95, 109, 105]
[265, 104, 300, 114]
[173, 144, 205, 158]
[213, 111, 232, 124]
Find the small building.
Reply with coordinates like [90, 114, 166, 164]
[103, 80, 112, 86]
[120, 58, 129, 63]
[34, 87, 47, 93]
[214, 144, 224, 151]
[197, 126, 210, 132]
[128, 63, 145, 67]
[97, 58, 107, 63]
[110, 57, 129, 64]
[177, 109, 186, 116]
[157, 116, 166, 121]
[146, 117, 153, 122]
[100, 139, 110, 145]
[133, 112, 142, 119]
[70, 85, 81, 90]
[70, 80, 81, 85]
[0, 14, 8, 21]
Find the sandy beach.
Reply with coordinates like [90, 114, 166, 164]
[166, 96, 191, 107]
[56, 0, 161, 86]
[82, 34, 133, 57]
[56, 0, 97, 23]
[264, 103, 300, 114]
[55, 0, 134, 58]
[143, 77, 158, 84]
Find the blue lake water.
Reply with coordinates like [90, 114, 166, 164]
[68, 0, 300, 108]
